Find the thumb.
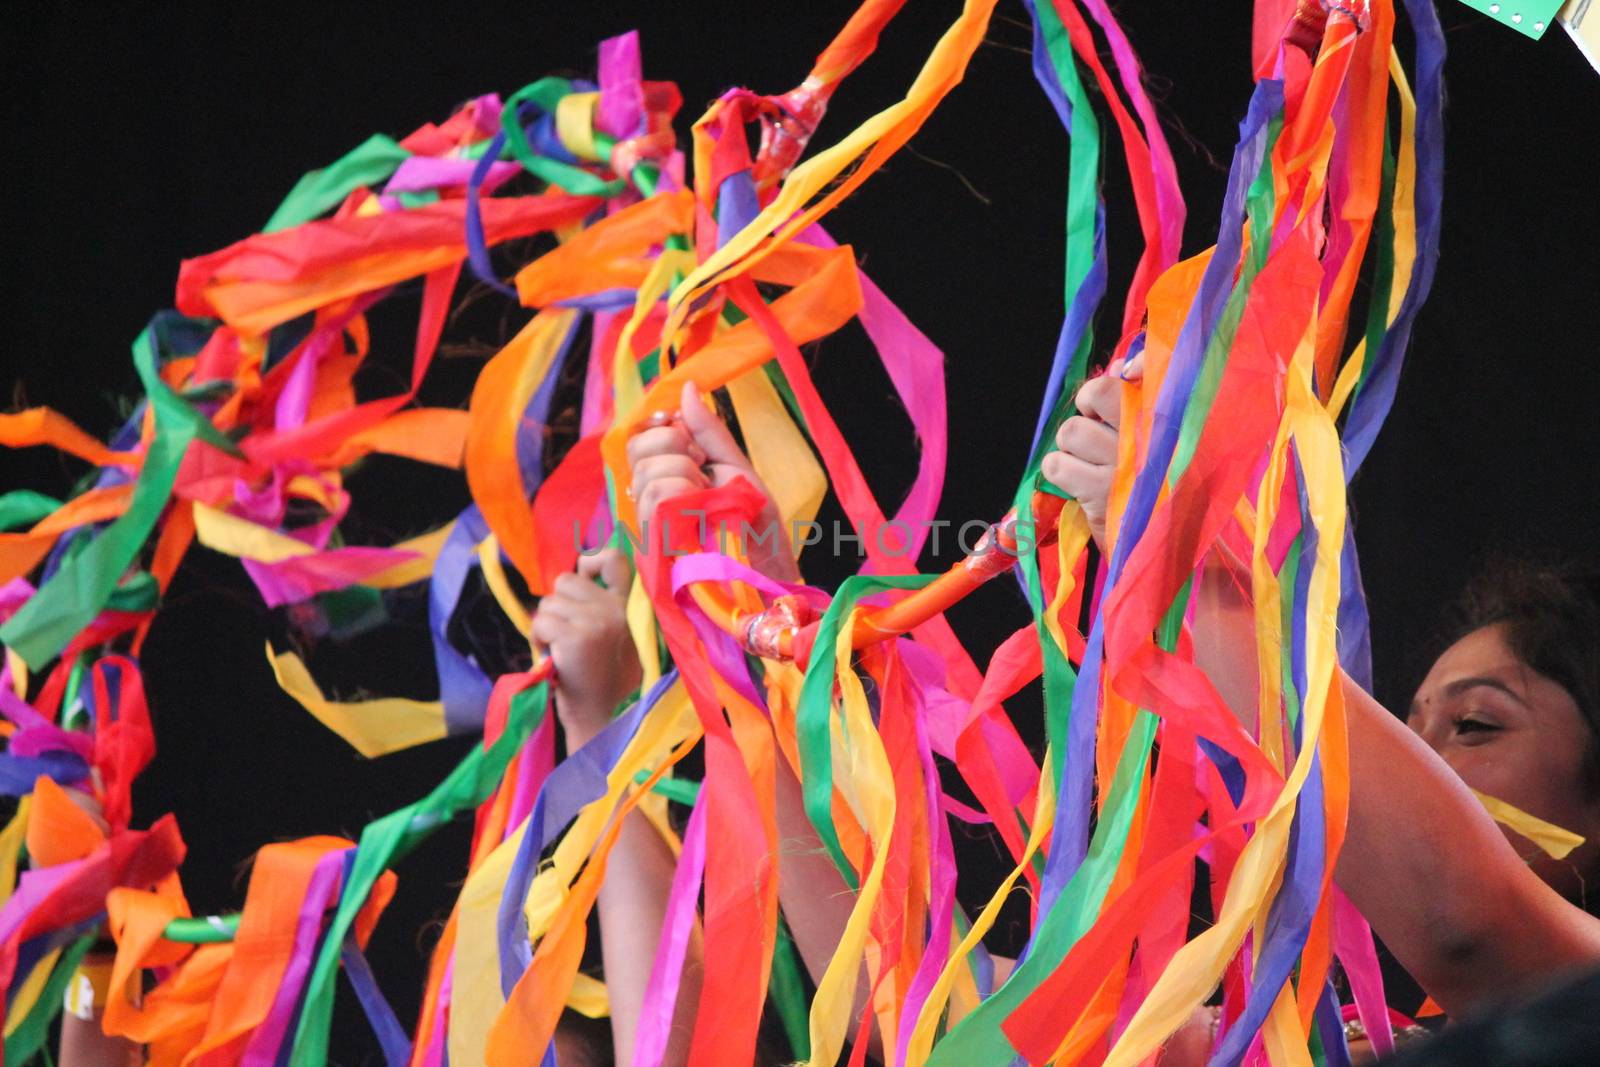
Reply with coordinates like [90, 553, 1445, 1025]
[1121, 350, 1145, 381]
[576, 548, 607, 581]
[680, 382, 751, 471]
[598, 548, 633, 594]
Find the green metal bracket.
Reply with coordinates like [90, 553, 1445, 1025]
[1455, 0, 1566, 40]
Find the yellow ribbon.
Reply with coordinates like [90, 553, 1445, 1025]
[1106, 296, 1338, 1067]
[266, 644, 448, 757]
[1473, 790, 1586, 860]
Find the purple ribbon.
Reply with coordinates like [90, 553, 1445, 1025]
[239, 847, 348, 1066]
[496, 671, 680, 995]
[340, 933, 413, 1066]
[630, 791, 707, 1067]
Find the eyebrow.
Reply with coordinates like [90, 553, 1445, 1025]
[1442, 676, 1528, 707]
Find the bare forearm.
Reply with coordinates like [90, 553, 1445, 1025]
[774, 755, 881, 1060]
[1191, 558, 1600, 1014]
[60, 1008, 142, 1067]
[1337, 675, 1600, 1013]
[567, 701, 701, 1067]
[595, 806, 702, 1067]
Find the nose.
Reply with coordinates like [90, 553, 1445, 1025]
[1407, 704, 1446, 754]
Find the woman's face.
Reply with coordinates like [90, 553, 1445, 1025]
[1409, 623, 1600, 901]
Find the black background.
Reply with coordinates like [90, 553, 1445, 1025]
[4, 2, 1599, 1061]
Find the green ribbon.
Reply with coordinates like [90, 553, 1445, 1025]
[937, 98, 1286, 1063]
[2, 321, 240, 669]
[265, 133, 411, 233]
[922, 6, 1106, 1056]
[3, 932, 95, 1063]
[61, 654, 88, 727]
[929, 582, 1190, 1063]
[164, 913, 243, 944]
[1169, 116, 1282, 481]
[1351, 121, 1398, 407]
[796, 573, 937, 889]
[502, 79, 627, 199]
[1007, 0, 1101, 794]
[287, 679, 550, 1065]
[1281, 535, 1304, 729]
[0, 491, 61, 532]
[770, 919, 812, 1060]
[632, 769, 700, 807]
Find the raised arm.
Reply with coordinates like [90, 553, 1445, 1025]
[626, 384, 878, 1053]
[1048, 360, 1600, 1016]
[534, 548, 699, 1067]
[1338, 666, 1600, 1011]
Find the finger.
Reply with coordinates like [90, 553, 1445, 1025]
[531, 600, 582, 642]
[1122, 350, 1145, 380]
[536, 587, 586, 615]
[543, 603, 614, 642]
[553, 571, 609, 603]
[531, 610, 567, 646]
[1055, 415, 1117, 466]
[576, 548, 633, 595]
[1041, 451, 1112, 504]
[1074, 374, 1122, 429]
[598, 548, 633, 593]
[680, 383, 751, 471]
[533, 610, 603, 649]
[1042, 457, 1109, 533]
[1053, 414, 1075, 452]
[631, 454, 709, 496]
[576, 549, 608, 581]
[637, 477, 703, 528]
[626, 424, 703, 468]
[632, 453, 707, 483]
[635, 473, 704, 522]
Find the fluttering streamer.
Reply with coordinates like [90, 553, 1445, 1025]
[0, 1, 1465, 1063]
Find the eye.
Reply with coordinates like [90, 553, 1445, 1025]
[1453, 716, 1501, 737]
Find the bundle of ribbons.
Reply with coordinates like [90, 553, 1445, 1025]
[0, 0, 1451, 1063]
